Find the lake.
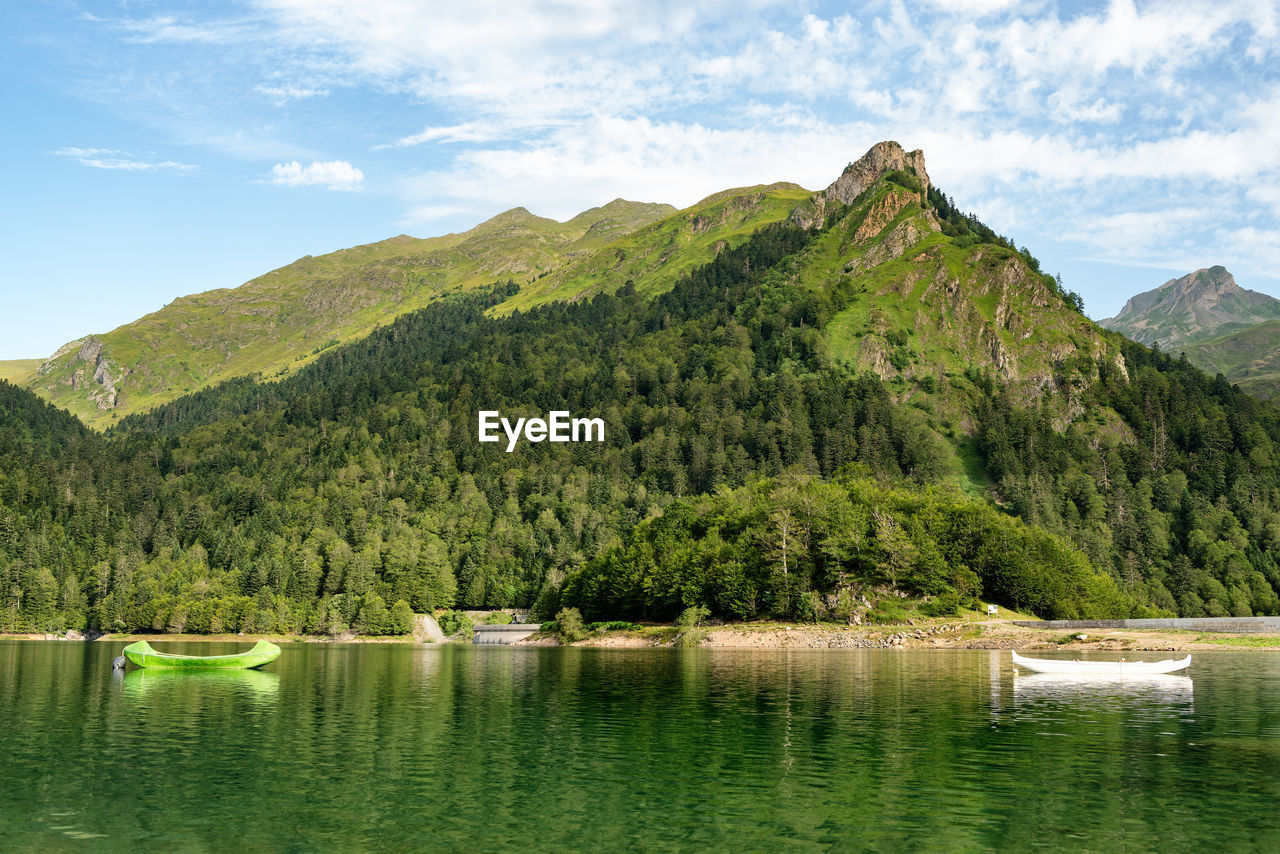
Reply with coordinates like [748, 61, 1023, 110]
[2, 641, 1278, 851]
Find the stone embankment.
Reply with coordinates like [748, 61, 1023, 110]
[700, 622, 1006, 649]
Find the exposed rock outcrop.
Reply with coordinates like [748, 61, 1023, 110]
[824, 140, 931, 206]
[791, 140, 932, 230]
[41, 335, 130, 410]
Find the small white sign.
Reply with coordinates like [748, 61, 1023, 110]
[987, 604, 998, 616]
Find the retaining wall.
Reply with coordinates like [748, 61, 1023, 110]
[1011, 617, 1280, 633]
[472, 624, 542, 645]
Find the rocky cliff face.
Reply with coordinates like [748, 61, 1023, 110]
[790, 145, 1124, 417]
[37, 336, 130, 411]
[824, 140, 931, 205]
[1100, 266, 1280, 350]
[791, 141, 935, 230]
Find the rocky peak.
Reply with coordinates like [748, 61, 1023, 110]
[1176, 266, 1239, 301]
[823, 141, 931, 206]
[1101, 266, 1280, 349]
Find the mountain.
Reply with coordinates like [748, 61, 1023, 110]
[21, 139, 1104, 428]
[1101, 266, 1280, 349]
[11, 184, 840, 426]
[11, 199, 676, 424]
[1100, 266, 1280, 398]
[5, 140, 1280, 637]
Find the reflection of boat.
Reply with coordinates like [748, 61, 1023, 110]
[1013, 672, 1193, 705]
[1011, 650, 1190, 675]
[122, 667, 280, 700]
[122, 640, 281, 669]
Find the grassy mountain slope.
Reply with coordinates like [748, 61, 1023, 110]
[812, 187, 1110, 388]
[1180, 320, 1280, 400]
[21, 200, 675, 425]
[494, 183, 811, 314]
[0, 360, 39, 384]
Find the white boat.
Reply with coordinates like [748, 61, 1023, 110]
[1011, 650, 1190, 675]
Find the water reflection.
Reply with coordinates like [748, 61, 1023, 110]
[6, 643, 1280, 851]
[1013, 672, 1194, 705]
[121, 667, 280, 702]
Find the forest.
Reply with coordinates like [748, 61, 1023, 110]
[3, 190, 1279, 634]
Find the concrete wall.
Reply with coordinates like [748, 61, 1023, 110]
[472, 624, 543, 645]
[1012, 617, 1280, 633]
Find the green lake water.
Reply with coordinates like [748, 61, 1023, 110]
[2, 642, 1279, 852]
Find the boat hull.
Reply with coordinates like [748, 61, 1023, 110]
[122, 640, 282, 670]
[1011, 650, 1190, 675]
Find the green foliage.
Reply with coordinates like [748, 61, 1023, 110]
[0, 213, 951, 635]
[920, 591, 962, 617]
[883, 169, 923, 194]
[483, 611, 513, 625]
[554, 607, 587, 644]
[497, 184, 810, 314]
[589, 620, 641, 632]
[561, 473, 1133, 621]
[389, 599, 414, 634]
[675, 604, 710, 629]
[972, 340, 1280, 618]
[673, 604, 711, 647]
[438, 610, 474, 638]
[867, 600, 910, 624]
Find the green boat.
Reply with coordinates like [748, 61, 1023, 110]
[121, 640, 281, 670]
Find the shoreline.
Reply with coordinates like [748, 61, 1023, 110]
[6, 619, 1280, 651]
[535, 620, 1280, 652]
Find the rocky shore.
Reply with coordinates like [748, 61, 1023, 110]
[545, 619, 1280, 651]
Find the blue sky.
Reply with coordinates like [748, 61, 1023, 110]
[2, 0, 1279, 359]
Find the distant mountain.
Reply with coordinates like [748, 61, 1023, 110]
[1100, 266, 1280, 398]
[1100, 266, 1280, 348]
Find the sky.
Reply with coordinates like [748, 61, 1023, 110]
[2, 0, 1279, 359]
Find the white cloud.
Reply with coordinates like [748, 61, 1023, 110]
[1221, 226, 1280, 269]
[255, 84, 329, 102]
[395, 115, 869, 224]
[96, 13, 259, 45]
[268, 160, 364, 190]
[381, 120, 556, 148]
[1248, 182, 1280, 214]
[921, 0, 1019, 14]
[53, 147, 197, 172]
[1065, 207, 1216, 259]
[252, 0, 717, 119]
